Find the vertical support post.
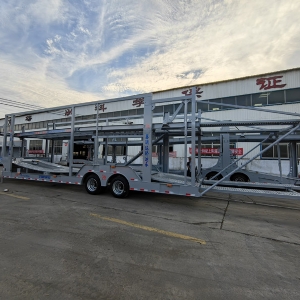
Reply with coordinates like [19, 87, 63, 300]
[51, 140, 55, 163]
[21, 126, 25, 158]
[93, 139, 97, 163]
[20, 139, 24, 157]
[162, 134, 169, 173]
[2, 115, 8, 157]
[124, 138, 128, 163]
[94, 103, 99, 165]
[104, 119, 109, 165]
[198, 109, 202, 179]
[50, 123, 55, 163]
[142, 94, 153, 182]
[158, 145, 162, 171]
[191, 87, 196, 186]
[289, 141, 298, 177]
[104, 139, 108, 164]
[45, 139, 49, 160]
[183, 100, 188, 184]
[276, 143, 282, 183]
[50, 122, 56, 163]
[112, 145, 116, 163]
[69, 106, 75, 176]
[45, 123, 49, 161]
[8, 115, 15, 172]
[219, 132, 231, 169]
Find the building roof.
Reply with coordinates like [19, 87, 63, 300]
[152, 67, 300, 94]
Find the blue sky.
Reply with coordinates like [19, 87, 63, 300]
[0, 0, 300, 117]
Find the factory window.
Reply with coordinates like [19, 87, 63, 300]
[14, 124, 21, 131]
[106, 145, 126, 156]
[82, 115, 94, 120]
[286, 88, 300, 103]
[136, 108, 143, 115]
[29, 140, 43, 151]
[49, 140, 63, 155]
[121, 110, 128, 116]
[128, 109, 137, 116]
[102, 112, 113, 119]
[153, 105, 164, 114]
[208, 99, 222, 111]
[164, 104, 174, 114]
[187, 101, 191, 112]
[222, 96, 236, 110]
[252, 93, 268, 107]
[203, 88, 297, 111]
[268, 90, 284, 105]
[197, 101, 209, 112]
[261, 143, 299, 159]
[237, 94, 251, 107]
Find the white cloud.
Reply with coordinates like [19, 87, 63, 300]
[97, 0, 300, 92]
[0, 57, 100, 118]
[28, 0, 65, 24]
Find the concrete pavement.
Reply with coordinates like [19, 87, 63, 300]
[0, 177, 299, 299]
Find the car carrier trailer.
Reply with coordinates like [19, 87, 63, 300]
[1, 89, 300, 200]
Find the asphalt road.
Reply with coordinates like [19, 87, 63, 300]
[0, 176, 299, 300]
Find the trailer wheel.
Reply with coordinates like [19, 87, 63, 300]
[206, 172, 223, 180]
[231, 173, 249, 182]
[85, 174, 102, 195]
[110, 176, 129, 198]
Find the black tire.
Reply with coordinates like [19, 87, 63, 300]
[231, 173, 249, 182]
[85, 174, 102, 195]
[206, 172, 223, 180]
[110, 176, 129, 198]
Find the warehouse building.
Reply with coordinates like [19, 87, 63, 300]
[1, 68, 300, 174]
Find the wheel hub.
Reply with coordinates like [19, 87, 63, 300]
[113, 181, 124, 195]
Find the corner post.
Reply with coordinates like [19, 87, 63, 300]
[142, 94, 153, 182]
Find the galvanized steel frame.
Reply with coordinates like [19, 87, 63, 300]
[1, 90, 300, 200]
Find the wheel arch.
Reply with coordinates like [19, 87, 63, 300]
[82, 172, 100, 184]
[107, 173, 129, 186]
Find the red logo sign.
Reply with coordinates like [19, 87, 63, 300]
[256, 75, 286, 90]
[132, 98, 144, 107]
[28, 150, 44, 154]
[64, 109, 72, 116]
[182, 87, 203, 98]
[95, 104, 107, 112]
[189, 148, 243, 155]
